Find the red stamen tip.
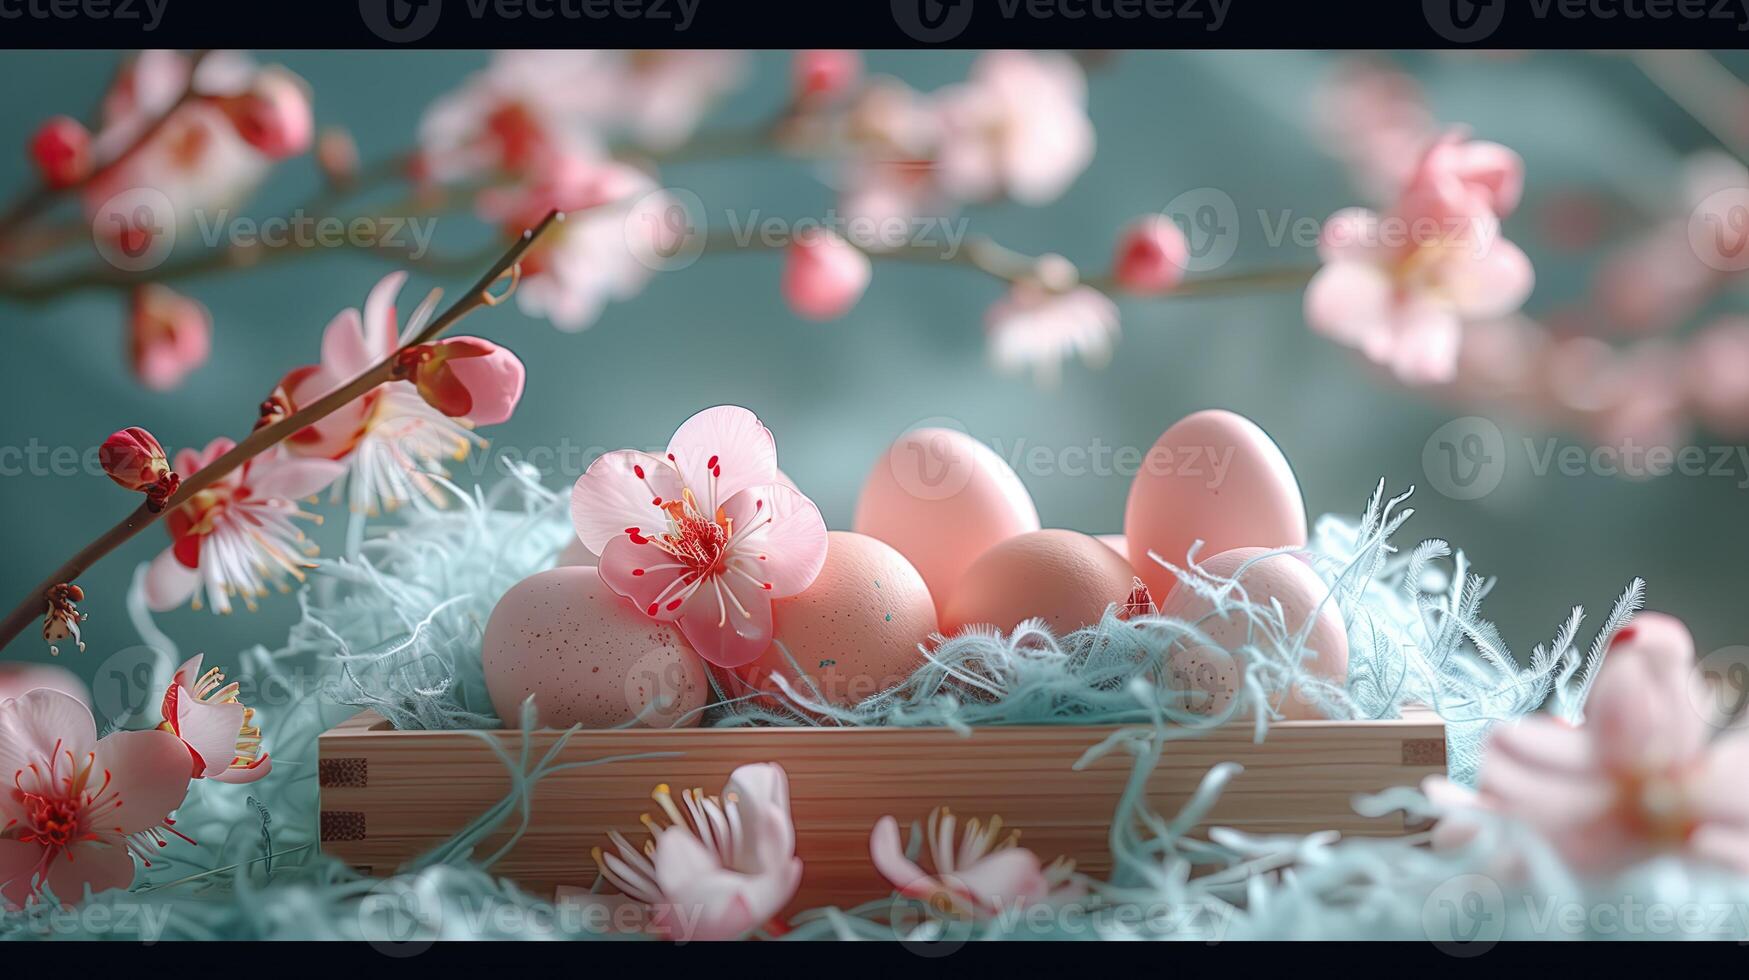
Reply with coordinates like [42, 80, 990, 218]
[631, 568, 645, 577]
[633, 464, 645, 479]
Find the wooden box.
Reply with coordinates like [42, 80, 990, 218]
[318, 710, 1446, 911]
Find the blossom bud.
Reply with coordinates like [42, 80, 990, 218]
[402, 337, 526, 426]
[1112, 216, 1189, 294]
[220, 67, 314, 159]
[782, 228, 871, 321]
[100, 426, 171, 492]
[130, 284, 212, 392]
[29, 115, 91, 188]
[793, 50, 861, 103]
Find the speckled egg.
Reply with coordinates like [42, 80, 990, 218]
[943, 529, 1137, 637]
[1157, 547, 1347, 720]
[854, 427, 1039, 619]
[483, 566, 709, 729]
[1124, 410, 1307, 601]
[739, 532, 936, 707]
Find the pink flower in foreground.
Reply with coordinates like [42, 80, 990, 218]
[571, 405, 828, 668]
[585, 763, 801, 941]
[986, 256, 1120, 386]
[276, 272, 488, 515]
[0, 689, 191, 908]
[129, 285, 211, 392]
[1426, 612, 1749, 876]
[1112, 215, 1189, 294]
[871, 807, 1082, 918]
[936, 50, 1095, 206]
[782, 228, 871, 321]
[157, 655, 269, 785]
[144, 439, 343, 614]
[1304, 132, 1534, 384]
[402, 337, 526, 426]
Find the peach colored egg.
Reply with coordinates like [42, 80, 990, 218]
[483, 566, 709, 729]
[0, 662, 90, 705]
[1124, 410, 1307, 601]
[1158, 547, 1347, 720]
[739, 532, 936, 708]
[555, 537, 597, 568]
[853, 427, 1039, 619]
[943, 529, 1137, 637]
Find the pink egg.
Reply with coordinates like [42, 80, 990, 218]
[853, 427, 1039, 618]
[943, 529, 1136, 637]
[1097, 533, 1126, 556]
[740, 532, 936, 708]
[0, 662, 90, 706]
[1124, 410, 1307, 601]
[1158, 547, 1347, 721]
[483, 566, 709, 729]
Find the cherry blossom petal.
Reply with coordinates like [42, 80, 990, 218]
[722, 485, 827, 598]
[0, 688, 97, 778]
[1304, 260, 1394, 349]
[676, 579, 773, 669]
[597, 536, 693, 622]
[92, 729, 193, 835]
[725, 762, 797, 871]
[1486, 715, 1595, 775]
[1316, 207, 1387, 264]
[1444, 238, 1534, 320]
[870, 815, 935, 898]
[1386, 301, 1461, 384]
[172, 692, 247, 779]
[1587, 647, 1707, 773]
[570, 450, 684, 554]
[363, 271, 408, 351]
[646, 829, 763, 941]
[665, 405, 778, 513]
[0, 839, 44, 906]
[41, 840, 135, 905]
[247, 455, 346, 502]
[955, 846, 1048, 909]
[143, 547, 201, 613]
[317, 308, 376, 382]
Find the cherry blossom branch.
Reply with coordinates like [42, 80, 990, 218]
[0, 208, 563, 655]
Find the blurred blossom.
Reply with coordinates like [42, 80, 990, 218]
[1111, 214, 1189, 294]
[986, 256, 1119, 387]
[29, 115, 91, 188]
[1683, 319, 1749, 437]
[1594, 226, 1715, 334]
[1304, 132, 1533, 385]
[478, 151, 671, 331]
[935, 50, 1095, 207]
[418, 50, 605, 184]
[1313, 57, 1435, 203]
[792, 50, 861, 105]
[213, 65, 313, 160]
[586, 50, 747, 152]
[782, 227, 871, 321]
[1586, 341, 1689, 456]
[129, 284, 211, 392]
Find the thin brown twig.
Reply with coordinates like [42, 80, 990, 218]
[0, 209, 564, 655]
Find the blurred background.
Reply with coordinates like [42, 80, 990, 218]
[1, 49, 1746, 691]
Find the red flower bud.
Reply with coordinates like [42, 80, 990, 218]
[29, 115, 91, 188]
[793, 50, 861, 103]
[219, 67, 313, 160]
[100, 427, 171, 492]
[1112, 215, 1189, 294]
[403, 337, 526, 426]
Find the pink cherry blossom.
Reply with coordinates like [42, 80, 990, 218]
[577, 50, 747, 153]
[1304, 133, 1534, 385]
[477, 151, 673, 331]
[0, 664, 89, 706]
[985, 256, 1120, 387]
[782, 228, 871, 321]
[584, 763, 801, 940]
[156, 655, 269, 785]
[129, 284, 211, 392]
[870, 807, 1082, 918]
[215, 66, 313, 160]
[143, 439, 344, 615]
[1427, 612, 1749, 877]
[935, 50, 1094, 207]
[1112, 215, 1189, 294]
[276, 272, 488, 515]
[1313, 57, 1436, 203]
[404, 337, 526, 426]
[0, 689, 192, 907]
[571, 405, 828, 668]
[417, 51, 605, 184]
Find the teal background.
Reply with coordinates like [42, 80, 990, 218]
[1, 50, 1745, 687]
